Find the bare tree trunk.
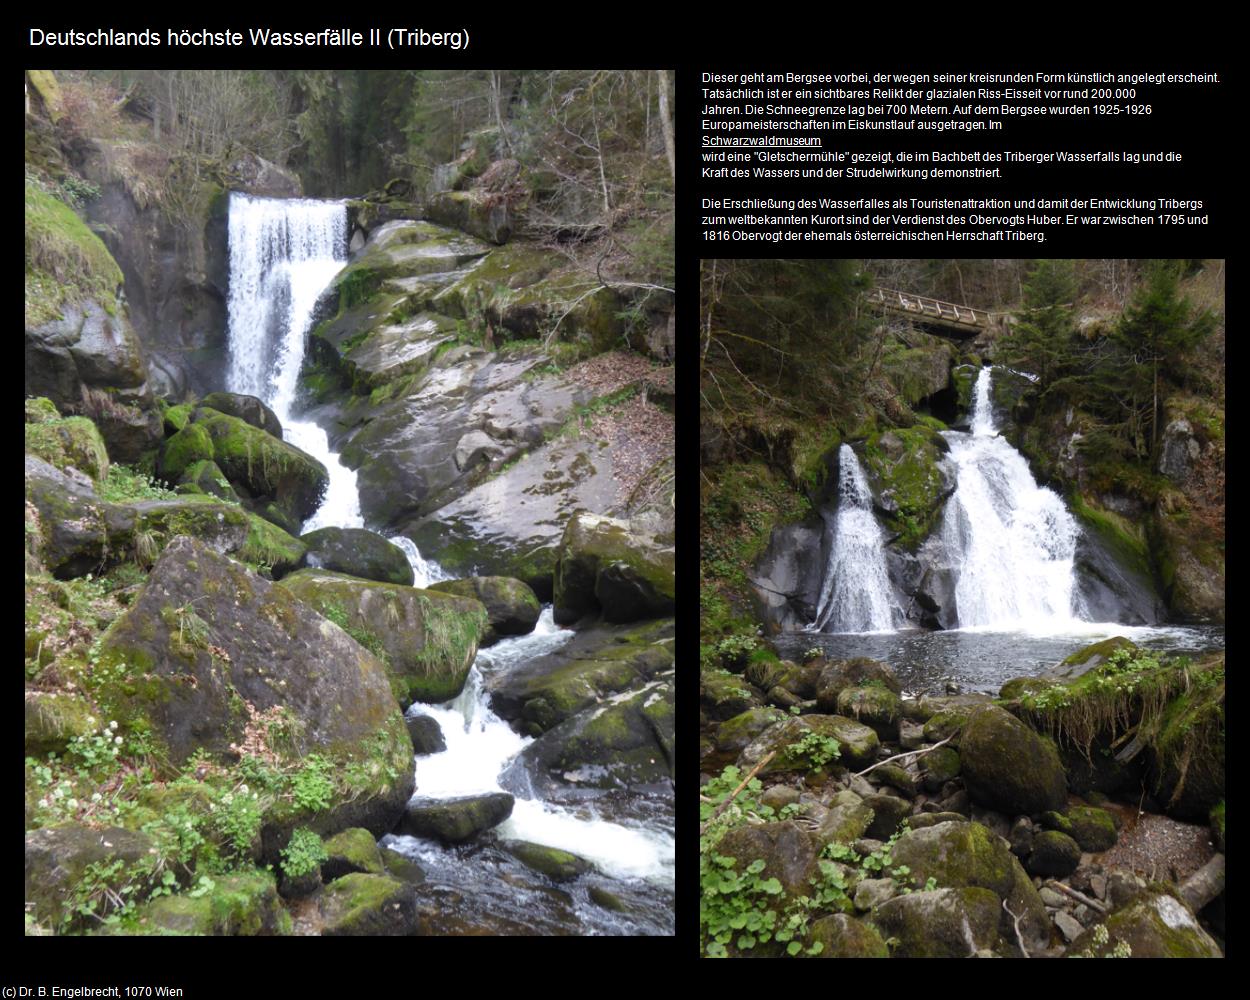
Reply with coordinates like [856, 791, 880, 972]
[656, 70, 676, 186]
[1179, 854, 1225, 912]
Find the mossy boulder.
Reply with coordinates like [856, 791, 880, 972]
[807, 913, 890, 957]
[836, 685, 902, 740]
[1150, 511, 1225, 623]
[739, 715, 880, 775]
[488, 618, 673, 734]
[1026, 830, 1081, 877]
[874, 887, 1001, 957]
[429, 576, 541, 644]
[960, 705, 1068, 815]
[240, 513, 306, 577]
[921, 747, 962, 790]
[815, 791, 876, 846]
[157, 423, 215, 482]
[1066, 806, 1117, 852]
[1067, 892, 1222, 958]
[1052, 635, 1138, 680]
[860, 425, 952, 549]
[890, 820, 1051, 953]
[509, 676, 674, 794]
[298, 527, 414, 586]
[700, 670, 761, 723]
[24, 413, 109, 484]
[321, 828, 386, 881]
[178, 460, 240, 503]
[25, 825, 156, 929]
[501, 840, 592, 882]
[715, 708, 789, 757]
[119, 871, 289, 936]
[402, 793, 514, 843]
[24, 690, 97, 756]
[127, 499, 251, 560]
[91, 537, 413, 840]
[553, 513, 675, 626]
[277, 569, 488, 705]
[1148, 656, 1224, 820]
[715, 821, 822, 902]
[425, 188, 513, 244]
[198, 392, 282, 439]
[188, 409, 329, 526]
[815, 658, 901, 713]
[319, 873, 421, 936]
[25, 455, 131, 579]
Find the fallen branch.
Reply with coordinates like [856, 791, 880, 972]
[1178, 853, 1225, 912]
[855, 734, 954, 778]
[1044, 879, 1108, 914]
[1003, 900, 1031, 958]
[699, 751, 776, 837]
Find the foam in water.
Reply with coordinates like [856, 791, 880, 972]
[940, 368, 1083, 628]
[813, 444, 896, 633]
[405, 609, 674, 883]
[226, 193, 361, 531]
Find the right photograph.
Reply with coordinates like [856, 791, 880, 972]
[699, 258, 1225, 958]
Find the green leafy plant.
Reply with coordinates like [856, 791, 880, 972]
[280, 827, 328, 879]
[782, 731, 841, 773]
[290, 754, 334, 812]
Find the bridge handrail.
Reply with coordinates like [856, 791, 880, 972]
[865, 287, 998, 328]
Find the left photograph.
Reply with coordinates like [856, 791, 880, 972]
[25, 69, 675, 936]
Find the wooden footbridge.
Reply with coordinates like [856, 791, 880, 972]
[866, 288, 1008, 338]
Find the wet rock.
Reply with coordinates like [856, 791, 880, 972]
[321, 828, 386, 881]
[501, 840, 592, 882]
[319, 873, 421, 936]
[402, 793, 515, 843]
[429, 576, 541, 644]
[406, 714, 447, 755]
[298, 527, 414, 586]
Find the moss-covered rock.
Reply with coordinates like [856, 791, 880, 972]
[815, 658, 901, 713]
[500, 840, 592, 881]
[119, 871, 288, 936]
[808, 913, 890, 957]
[198, 392, 282, 439]
[321, 828, 386, 881]
[553, 513, 675, 626]
[25, 414, 110, 484]
[960, 705, 1068, 816]
[24, 689, 97, 756]
[178, 460, 240, 503]
[715, 707, 789, 757]
[740, 714, 880, 775]
[700, 669, 761, 723]
[1067, 892, 1222, 957]
[510, 676, 674, 793]
[1150, 510, 1224, 623]
[240, 513, 306, 577]
[319, 873, 421, 936]
[188, 409, 328, 526]
[91, 537, 413, 842]
[25, 454, 130, 579]
[715, 821, 821, 904]
[1066, 806, 1117, 852]
[875, 887, 1001, 957]
[890, 820, 1051, 953]
[298, 527, 414, 586]
[1148, 656, 1225, 821]
[836, 685, 902, 740]
[277, 569, 487, 705]
[402, 793, 514, 843]
[489, 618, 673, 733]
[1054, 635, 1138, 679]
[25, 825, 156, 929]
[425, 188, 513, 244]
[1026, 830, 1081, 877]
[921, 747, 962, 790]
[429, 576, 540, 644]
[859, 425, 952, 549]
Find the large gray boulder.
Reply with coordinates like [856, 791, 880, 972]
[429, 576, 540, 644]
[298, 527, 414, 586]
[552, 513, 675, 626]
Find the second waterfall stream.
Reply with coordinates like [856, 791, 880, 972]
[223, 193, 673, 933]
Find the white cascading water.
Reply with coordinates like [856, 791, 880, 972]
[225, 193, 670, 895]
[813, 444, 896, 632]
[401, 609, 674, 882]
[226, 193, 362, 532]
[941, 368, 1083, 627]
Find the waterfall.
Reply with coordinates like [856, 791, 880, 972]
[389, 535, 450, 589]
[940, 368, 1083, 627]
[813, 444, 896, 632]
[225, 193, 363, 532]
